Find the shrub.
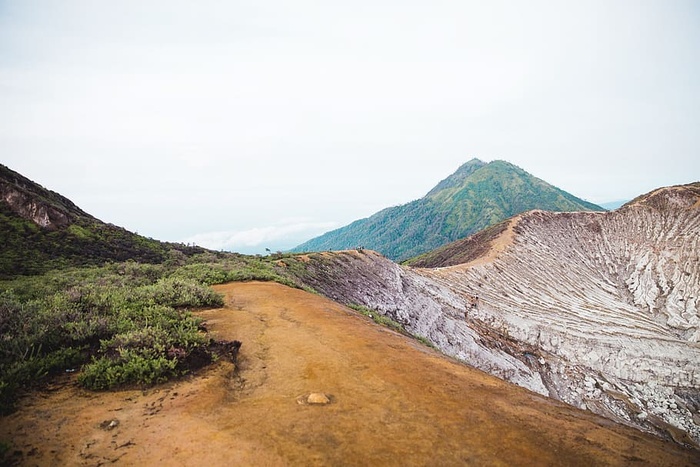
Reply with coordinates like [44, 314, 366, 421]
[0, 269, 217, 410]
[134, 278, 224, 308]
[169, 263, 231, 285]
[79, 353, 178, 390]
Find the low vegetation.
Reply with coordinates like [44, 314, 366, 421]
[0, 200, 209, 277]
[347, 303, 435, 349]
[0, 252, 298, 414]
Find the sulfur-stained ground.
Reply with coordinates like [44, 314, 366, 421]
[1, 281, 698, 466]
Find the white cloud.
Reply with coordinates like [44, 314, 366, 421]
[181, 220, 338, 254]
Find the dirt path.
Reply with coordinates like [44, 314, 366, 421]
[1, 282, 698, 466]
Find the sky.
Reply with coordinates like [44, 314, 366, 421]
[1, 1, 699, 254]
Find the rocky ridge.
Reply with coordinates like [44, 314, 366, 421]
[0, 163, 206, 276]
[0, 164, 91, 230]
[285, 182, 700, 448]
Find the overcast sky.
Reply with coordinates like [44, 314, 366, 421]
[2, 1, 699, 253]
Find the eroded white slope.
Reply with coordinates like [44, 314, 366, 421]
[291, 250, 549, 393]
[419, 185, 700, 445]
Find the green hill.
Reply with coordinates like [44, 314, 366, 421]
[0, 164, 204, 277]
[292, 159, 603, 261]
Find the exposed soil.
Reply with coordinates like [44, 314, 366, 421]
[1, 282, 698, 466]
[407, 217, 514, 268]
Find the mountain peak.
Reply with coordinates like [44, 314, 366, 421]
[426, 158, 486, 197]
[293, 159, 603, 261]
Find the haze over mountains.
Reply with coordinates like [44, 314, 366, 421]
[293, 159, 603, 261]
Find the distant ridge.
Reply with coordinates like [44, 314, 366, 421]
[0, 164, 204, 277]
[292, 159, 603, 261]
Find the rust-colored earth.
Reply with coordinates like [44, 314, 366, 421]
[2, 282, 698, 466]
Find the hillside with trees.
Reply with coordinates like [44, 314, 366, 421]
[293, 159, 603, 261]
[0, 164, 205, 277]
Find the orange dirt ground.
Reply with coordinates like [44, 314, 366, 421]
[1, 281, 698, 466]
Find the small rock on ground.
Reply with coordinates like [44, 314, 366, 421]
[307, 393, 330, 405]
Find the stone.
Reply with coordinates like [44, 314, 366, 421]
[307, 393, 331, 405]
[99, 419, 119, 430]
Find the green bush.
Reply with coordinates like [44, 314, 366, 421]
[79, 354, 178, 390]
[0, 268, 215, 411]
[134, 278, 224, 308]
[169, 263, 231, 285]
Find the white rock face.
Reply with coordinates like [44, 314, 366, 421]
[292, 184, 700, 447]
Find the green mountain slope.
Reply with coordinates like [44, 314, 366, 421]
[292, 159, 603, 261]
[0, 164, 204, 277]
